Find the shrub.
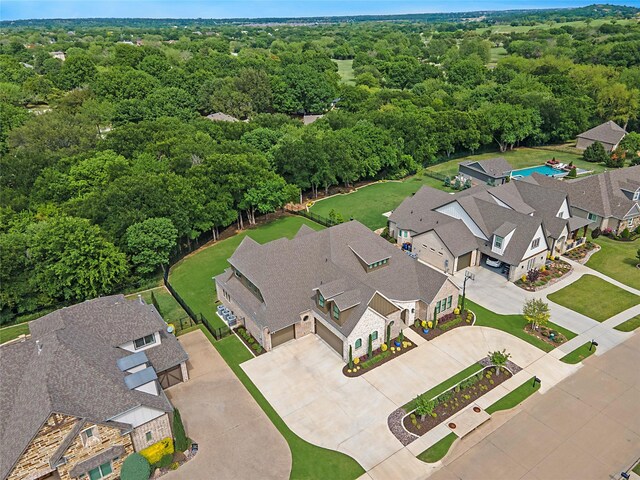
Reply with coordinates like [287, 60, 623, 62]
[636, 226, 640, 235]
[583, 141, 608, 163]
[156, 453, 173, 469]
[621, 228, 630, 239]
[256, 346, 263, 353]
[399, 330, 405, 342]
[454, 307, 460, 315]
[591, 227, 601, 239]
[414, 395, 436, 420]
[121, 453, 151, 480]
[173, 408, 189, 453]
[140, 437, 174, 465]
[169, 462, 179, 470]
[381, 343, 388, 352]
[251, 343, 259, 351]
[526, 269, 540, 284]
[348, 345, 353, 369]
[353, 357, 360, 365]
[567, 167, 577, 178]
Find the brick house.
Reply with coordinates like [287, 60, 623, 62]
[0, 295, 189, 480]
[215, 221, 458, 362]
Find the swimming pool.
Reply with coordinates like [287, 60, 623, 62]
[511, 165, 568, 178]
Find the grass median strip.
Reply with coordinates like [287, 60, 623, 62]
[467, 300, 576, 353]
[206, 328, 364, 480]
[560, 342, 596, 364]
[417, 432, 457, 463]
[485, 377, 541, 415]
[614, 315, 640, 332]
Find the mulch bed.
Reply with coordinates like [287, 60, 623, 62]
[343, 336, 416, 377]
[515, 258, 572, 291]
[150, 451, 193, 478]
[234, 325, 266, 356]
[523, 324, 567, 346]
[409, 310, 474, 341]
[402, 367, 512, 437]
[563, 242, 599, 263]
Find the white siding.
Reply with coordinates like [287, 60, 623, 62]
[134, 381, 158, 396]
[556, 199, 570, 219]
[435, 202, 488, 240]
[522, 225, 548, 259]
[487, 193, 511, 209]
[111, 406, 165, 429]
[491, 228, 515, 256]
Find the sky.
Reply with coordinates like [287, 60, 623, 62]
[2, 0, 639, 21]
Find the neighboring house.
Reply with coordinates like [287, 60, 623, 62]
[458, 157, 513, 186]
[302, 114, 324, 125]
[205, 112, 240, 122]
[215, 221, 458, 362]
[0, 295, 189, 480]
[389, 178, 591, 281]
[529, 166, 640, 236]
[575, 121, 627, 152]
[49, 51, 66, 61]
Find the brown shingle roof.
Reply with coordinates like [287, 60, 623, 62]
[460, 157, 513, 179]
[577, 121, 626, 145]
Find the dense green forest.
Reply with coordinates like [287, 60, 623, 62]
[1, 6, 639, 323]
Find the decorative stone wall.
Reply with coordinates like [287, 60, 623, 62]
[130, 414, 172, 452]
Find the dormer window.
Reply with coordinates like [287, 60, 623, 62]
[134, 334, 156, 350]
[634, 190, 639, 201]
[318, 293, 325, 308]
[367, 259, 389, 269]
[332, 304, 340, 320]
[81, 427, 100, 447]
[494, 235, 503, 250]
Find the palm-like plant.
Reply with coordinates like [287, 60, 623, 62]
[489, 349, 511, 376]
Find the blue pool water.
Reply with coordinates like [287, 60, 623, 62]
[511, 165, 567, 178]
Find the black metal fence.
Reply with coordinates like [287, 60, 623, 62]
[285, 207, 342, 227]
[422, 170, 447, 182]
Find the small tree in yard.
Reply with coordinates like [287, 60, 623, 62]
[173, 408, 189, 453]
[489, 349, 511, 375]
[121, 453, 151, 480]
[583, 141, 608, 163]
[348, 345, 353, 369]
[526, 268, 540, 284]
[367, 334, 373, 359]
[414, 395, 436, 421]
[523, 298, 550, 330]
[386, 323, 392, 347]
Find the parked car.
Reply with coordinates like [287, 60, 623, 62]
[486, 257, 502, 268]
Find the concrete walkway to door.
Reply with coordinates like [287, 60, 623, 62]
[163, 330, 291, 480]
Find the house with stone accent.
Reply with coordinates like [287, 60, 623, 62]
[388, 177, 591, 281]
[529, 166, 640, 236]
[576, 120, 627, 152]
[215, 221, 458, 362]
[0, 295, 189, 480]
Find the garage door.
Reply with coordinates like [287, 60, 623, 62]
[315, 320, 343, 355]
[271, 325, 295, 348]
[456, 252, 472, 271]
[158, 365, 183, 389]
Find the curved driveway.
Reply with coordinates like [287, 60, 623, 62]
[164, 330, 291, 480]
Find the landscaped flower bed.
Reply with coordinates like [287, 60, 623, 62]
[563, 241, 598, 263]
[402, 367, 512, 436]
[410, 309, 474, 341]
[343, 334, 415, 377]
[515, 258, 572, 291]
[234, 325, 265, 356]
[523, 324, 567, 346]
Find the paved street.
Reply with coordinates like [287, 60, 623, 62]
[428, 330, 640, 480]
[164, 330, 291, 480]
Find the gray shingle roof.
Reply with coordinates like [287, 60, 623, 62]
[577, 121, 626, 145]
[216, 221, 452, 337]
[460, 157, 513, 179]
[68, 445, 126, 478]
[432, 220, 478, 257]
[0, 295, 188, 479]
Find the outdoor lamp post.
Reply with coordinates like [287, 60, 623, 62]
[589, 340, 599, 351]
[461, 271, 475, 312]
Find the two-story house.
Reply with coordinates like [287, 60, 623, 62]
[0, 295, 189, 480]
[215, 221, 459, 362]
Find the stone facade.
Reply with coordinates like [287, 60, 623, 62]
[345, 308, 401, 360]
[130, 413, 172, 452]
[8, 413, 133, 480]
[428, 280, 460, 321]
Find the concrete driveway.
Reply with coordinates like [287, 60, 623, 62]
[429, 330, 640, 480]
[241, 327, 577, 474]
[164, 330, 291, 480]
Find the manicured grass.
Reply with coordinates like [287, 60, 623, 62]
[169, 216, 324, 329]
[547, 275, 640, 322]
[633, 461, 640, 476]
[587, 236, 640, 290]
[426, 147, 603, 179]
[0, 322, 30, 344]
[468, 300, 577, 353]
[211, 329, 365, 480]
[614, 315, 640, 332]
[310, 175, 449, 230]
[560, 342, 596, 364]
[126, 287, 189, 324]
[417, 432, 457, 463]
[485, 377, 541, 415]
[333, 59, 355, 85]
[403, 363, 484, 411]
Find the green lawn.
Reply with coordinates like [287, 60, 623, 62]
[333, 59, 355, 85]
[309, 175, 448, 230]
[633, 461, 640, 476]
[0, 322, 30, 344]
[169, 216, 324, 328]
[547, 275, 640, 322]
[126, 287, 192, 329]
[426, 147, 603, 179]
[587, 236, 640, 290]
[614, 315, 640, 332]
[560, 342, 596, 364]
[485, 377, 541, 414]
[468, 300, 577, 353]
[211, 330, 364, 480]
[417, 433, 457, 463]
[403, 363, 484, 411]
[489, 46, 507, 64]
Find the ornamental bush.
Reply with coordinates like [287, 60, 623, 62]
[156, 453, 173, 469]
[621, 228, 630, 239]
[173, 408, 189, 453]
[121, 453, 151, 480]
[591, 227, 601, 239]
[140, 437, 174, 465]
[583, 141, 608, 163]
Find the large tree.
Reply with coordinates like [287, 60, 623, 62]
[125, 217, 178, 274]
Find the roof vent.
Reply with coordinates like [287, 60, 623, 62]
[137, 294, 144, 305]
[36, 340, 43, 355]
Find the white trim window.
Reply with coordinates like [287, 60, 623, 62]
[86, 461, 113, 480]
[494, 235, 503, 250]
[134, 334, 156, 350]
[628, 218, 634, 227]
[633, 190, 639, 201]
[531, 238, 540, 249]
[81, 426, 98, 447]
[587, 212, 597, 222]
